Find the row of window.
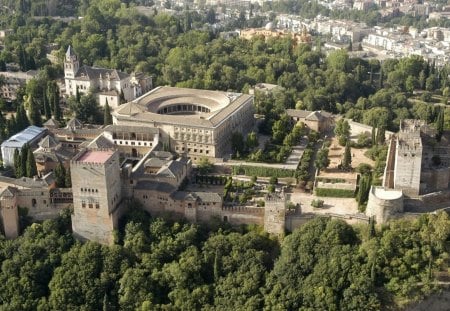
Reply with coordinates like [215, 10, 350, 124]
[175, 127, 209, 134]
[81, 188, 98, 193]
[175, 146, 209, 154]
[81, 202, 100, 209]
[114, 140, 152, 146]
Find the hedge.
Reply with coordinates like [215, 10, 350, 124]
[232, 165, 295, 178]
[315, 188, 355, 198]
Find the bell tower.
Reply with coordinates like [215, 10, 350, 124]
[64, 45, 79, 79]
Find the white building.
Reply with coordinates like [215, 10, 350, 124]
[64, 46, 152, 108]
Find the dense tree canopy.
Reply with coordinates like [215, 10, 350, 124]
[0, 207, 448, 310]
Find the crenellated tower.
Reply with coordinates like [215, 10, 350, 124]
[70, 148, 123, 245]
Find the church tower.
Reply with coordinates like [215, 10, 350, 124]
[64, 46, 79, 96]
[64, 45, 79, 79]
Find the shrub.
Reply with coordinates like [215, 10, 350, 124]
[315, 188, 355, 198]
[311, 199, 324, 208]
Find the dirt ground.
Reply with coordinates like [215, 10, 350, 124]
[289, 191, 359, 215]
[318, 136, 375, 181]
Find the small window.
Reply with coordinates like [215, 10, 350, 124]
[95, 203, 100, 209]
[88, 203, 93, 209]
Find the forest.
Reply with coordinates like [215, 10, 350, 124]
[2, 0, 450, 133]
[0, 205, 449, 310]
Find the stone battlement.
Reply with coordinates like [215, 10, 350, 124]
[221, 205, 264, 214]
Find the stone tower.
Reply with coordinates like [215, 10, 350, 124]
[0, 187, 19, 239]
[394, 120, 424, 196]
[70, 149, 123, 245]
[64, 45, 79, 80]
[264, 192, 286, 236]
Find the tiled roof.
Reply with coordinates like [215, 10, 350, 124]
[38, 135, 59, 149]
[75, 65, 129, 81]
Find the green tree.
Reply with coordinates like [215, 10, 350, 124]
[69, 94, 101, 124]
[246, 131, 258, 151]
[103, 100, 113, 125]
[65, 167, 72, 187]
[436, 108, 444, 142]
[55, 163, 66, 187]
[342, 142, 352, 169]
[231, 132, 245, 158]
[376, 126, 385, 144]
[356, 173, 371, 209]
[334, 119, 351, 146]
[197, 157, 213, 175]
[26, 146, 37, 177]
[315, 147, 330, 174]
[13, 148, 22, 177]
[28, 97, 42, 126]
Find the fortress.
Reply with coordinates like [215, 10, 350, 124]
[367, 119, 450, 223]
[0, 86, 285, 244]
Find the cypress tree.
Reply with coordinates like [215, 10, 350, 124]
[65, 167, 72, 187]
[378, 67, 383, 89]
[0, 111, 5, 141]
[55, 163, 66, 187]
[75, 86, 81, 103]
[15, 105, 24, 130]
[7, 115, 17, 136]
[376, 126, 385, 144]
[13, 149, 22, 177]
[371, 126, 376, 146]
[103, 100, 113, 125]
[43, 92, 51, 120]
[343, 142, 352, 169]
[436, 108, 444, 142]
[29, 98, 42, 127]
[214, 249, 222, 281]
[20, 144, 28, 176]
[47, 81, 61, 120]
[357, 174, 372, 208]
[54, 100, 62, 121]
[15, 105, 29, 131]
[26, 147, 37, 177]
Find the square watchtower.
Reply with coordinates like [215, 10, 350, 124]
[70, 149, 122, 244]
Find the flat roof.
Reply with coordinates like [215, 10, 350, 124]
[373, 187, 403, 200]
[114, 86, 253, 128]
[77, 150, 114, 164]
